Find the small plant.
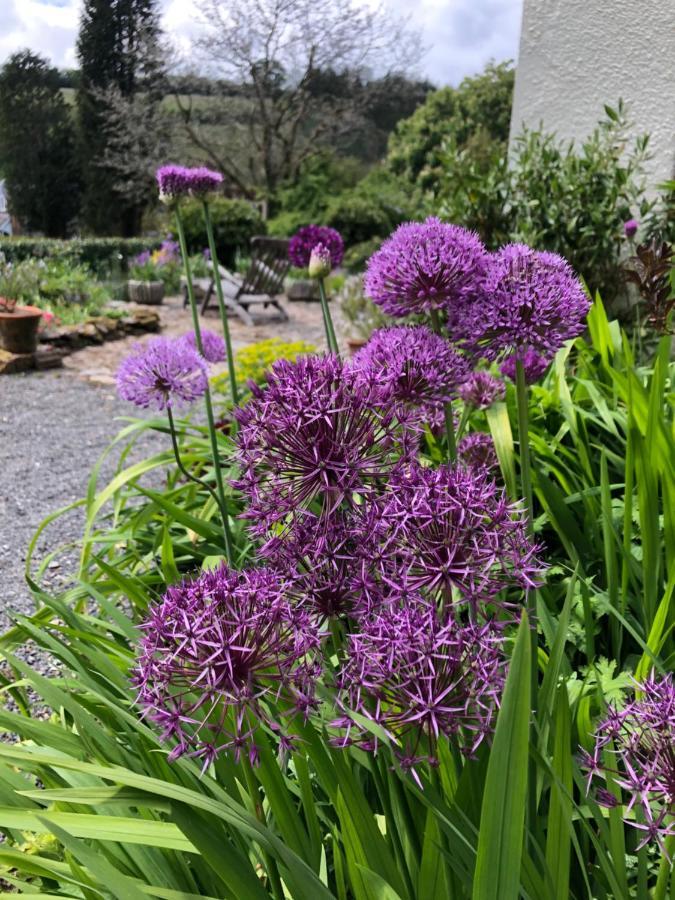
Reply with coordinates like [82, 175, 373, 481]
[624, 237, 675, 334]
[339, 275, 390, 340]
[212, 337, 316, 400]
[0, 255, 31, 311]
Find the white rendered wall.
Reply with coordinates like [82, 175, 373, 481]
[510, 0, 675, 196]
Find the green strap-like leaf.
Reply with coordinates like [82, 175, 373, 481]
[472, 610, 531, 900]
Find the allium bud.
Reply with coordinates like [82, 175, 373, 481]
[308, 243, 332, 279]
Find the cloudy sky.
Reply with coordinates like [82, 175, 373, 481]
[0, 0, 523, 87]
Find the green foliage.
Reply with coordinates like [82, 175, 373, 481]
[387, 61, 514, 190]
[177, 198, 265, 267]
[0, 255, 114, 323]
[324, 167, 427, 246]
[212, 337, 316, 400]
[437, 104, 654, 304]
[0, 50, 81, 237]
[0, 236, 162, 277]
[342, 237, 384, 274]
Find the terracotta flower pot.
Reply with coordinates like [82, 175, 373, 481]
[127, 280, 165, 305]
[346, 337, 367, 357]
[0, 304, 43, 354]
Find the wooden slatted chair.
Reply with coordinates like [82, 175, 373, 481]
[196, 236, 291, 326]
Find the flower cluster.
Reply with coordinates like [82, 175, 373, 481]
[156, 165, 223, 202]
[499, 348, 551, 384]
[472, 244, 590, 359]
[364, 217, 488, 319]
[116, 337, 208, 410]
[333, 601, 505, 770]
[458, 371, 505, 409]
[583, 673, 675, 855]
[458, 431, 498, 472]
[350, 325, 470, 415]
[359, 462, 541, 612]
[233, 354, 414, 536]
[135, 565, 323, 768]
[289, 225, 344, 269]
[180, 329, 226, 364]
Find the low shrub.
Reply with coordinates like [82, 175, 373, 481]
[0, 236, 162, 277]
[177, 197, 265, 266]
[212, 336, 316, 400]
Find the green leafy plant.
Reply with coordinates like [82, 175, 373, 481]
[177, 198, 265, 267]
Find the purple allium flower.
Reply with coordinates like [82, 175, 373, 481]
[350, 325, 470, 410]
[265, 513, 371, 622]
[156, 165, 223, 201]
[458, 371, 505, 409]
[289, 225, 344, 269]
[362, 462, 542, 610]
[474, 245, 590, 359]
[499, 348, 551, 384]
[458, 432, 498, 472]
[117, 337, 208, 410]
[333, 601, 505, 767]
[233, 354, 413, 535]
[624, 218, 639, 238]
[134, 564, 324, 767]
[363, 217, 488, 320]
[180, 329, 226, 364]
[583, 672, 675, 856]
[308, 243, 333, 279]
[134, 250, 152, 266]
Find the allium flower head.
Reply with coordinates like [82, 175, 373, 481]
[265, 513, 371, 622]
[583, 673, 675, 855]
[134, 564, 323, 767]
[363, 217, 488, 319]
[475, 244, 590, 359]
[156, 165, 223, 202]
[233, 354, 414, 535]
[624, 218, 639, 238]
[308, 243, 333, 279]
[289, 225, 344, 268]
[363, 462, 541, 610]
[458, 432, 498, 472]
[351, 325, 470, 409]
[458, 371, 505, 409]
[117, 337, 208, 410]
[180, 329, 226, 364]
[499, 348, 551, 384]
[333, 601, 505, 768]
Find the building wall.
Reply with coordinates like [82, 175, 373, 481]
[510, 0, 675, 196]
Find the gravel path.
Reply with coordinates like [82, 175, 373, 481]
[0, 370, 157, 632]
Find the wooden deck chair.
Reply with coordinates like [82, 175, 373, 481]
[197, 236, 291, 326]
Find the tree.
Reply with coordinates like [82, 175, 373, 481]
[177, 0, 421, 199]
[387, 61, 515, 190]
[77, 0, 165, 235]
[0, 51, 81, 237]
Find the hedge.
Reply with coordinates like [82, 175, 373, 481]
[0, 237, 163, 276]
[178, 198, 266, 266]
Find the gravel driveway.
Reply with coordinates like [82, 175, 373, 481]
[0, 369, 157, 633]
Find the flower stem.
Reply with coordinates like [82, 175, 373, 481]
[241, 755, 285, 900]
[202, 200, 239, 405]
[318, 277, 339, 356]
[429, 309, 457, 462]
[653, 834, 674, 900]
[174, 203, 233, 564]
[166, 407, 231, 553]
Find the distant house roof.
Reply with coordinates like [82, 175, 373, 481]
[0, 180, 12, 235]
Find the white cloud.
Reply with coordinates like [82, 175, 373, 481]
[0, 0, 523, 86]
[0, 0, 80, 69]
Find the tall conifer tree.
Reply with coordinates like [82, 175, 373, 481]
[77, 0, 164, 235]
